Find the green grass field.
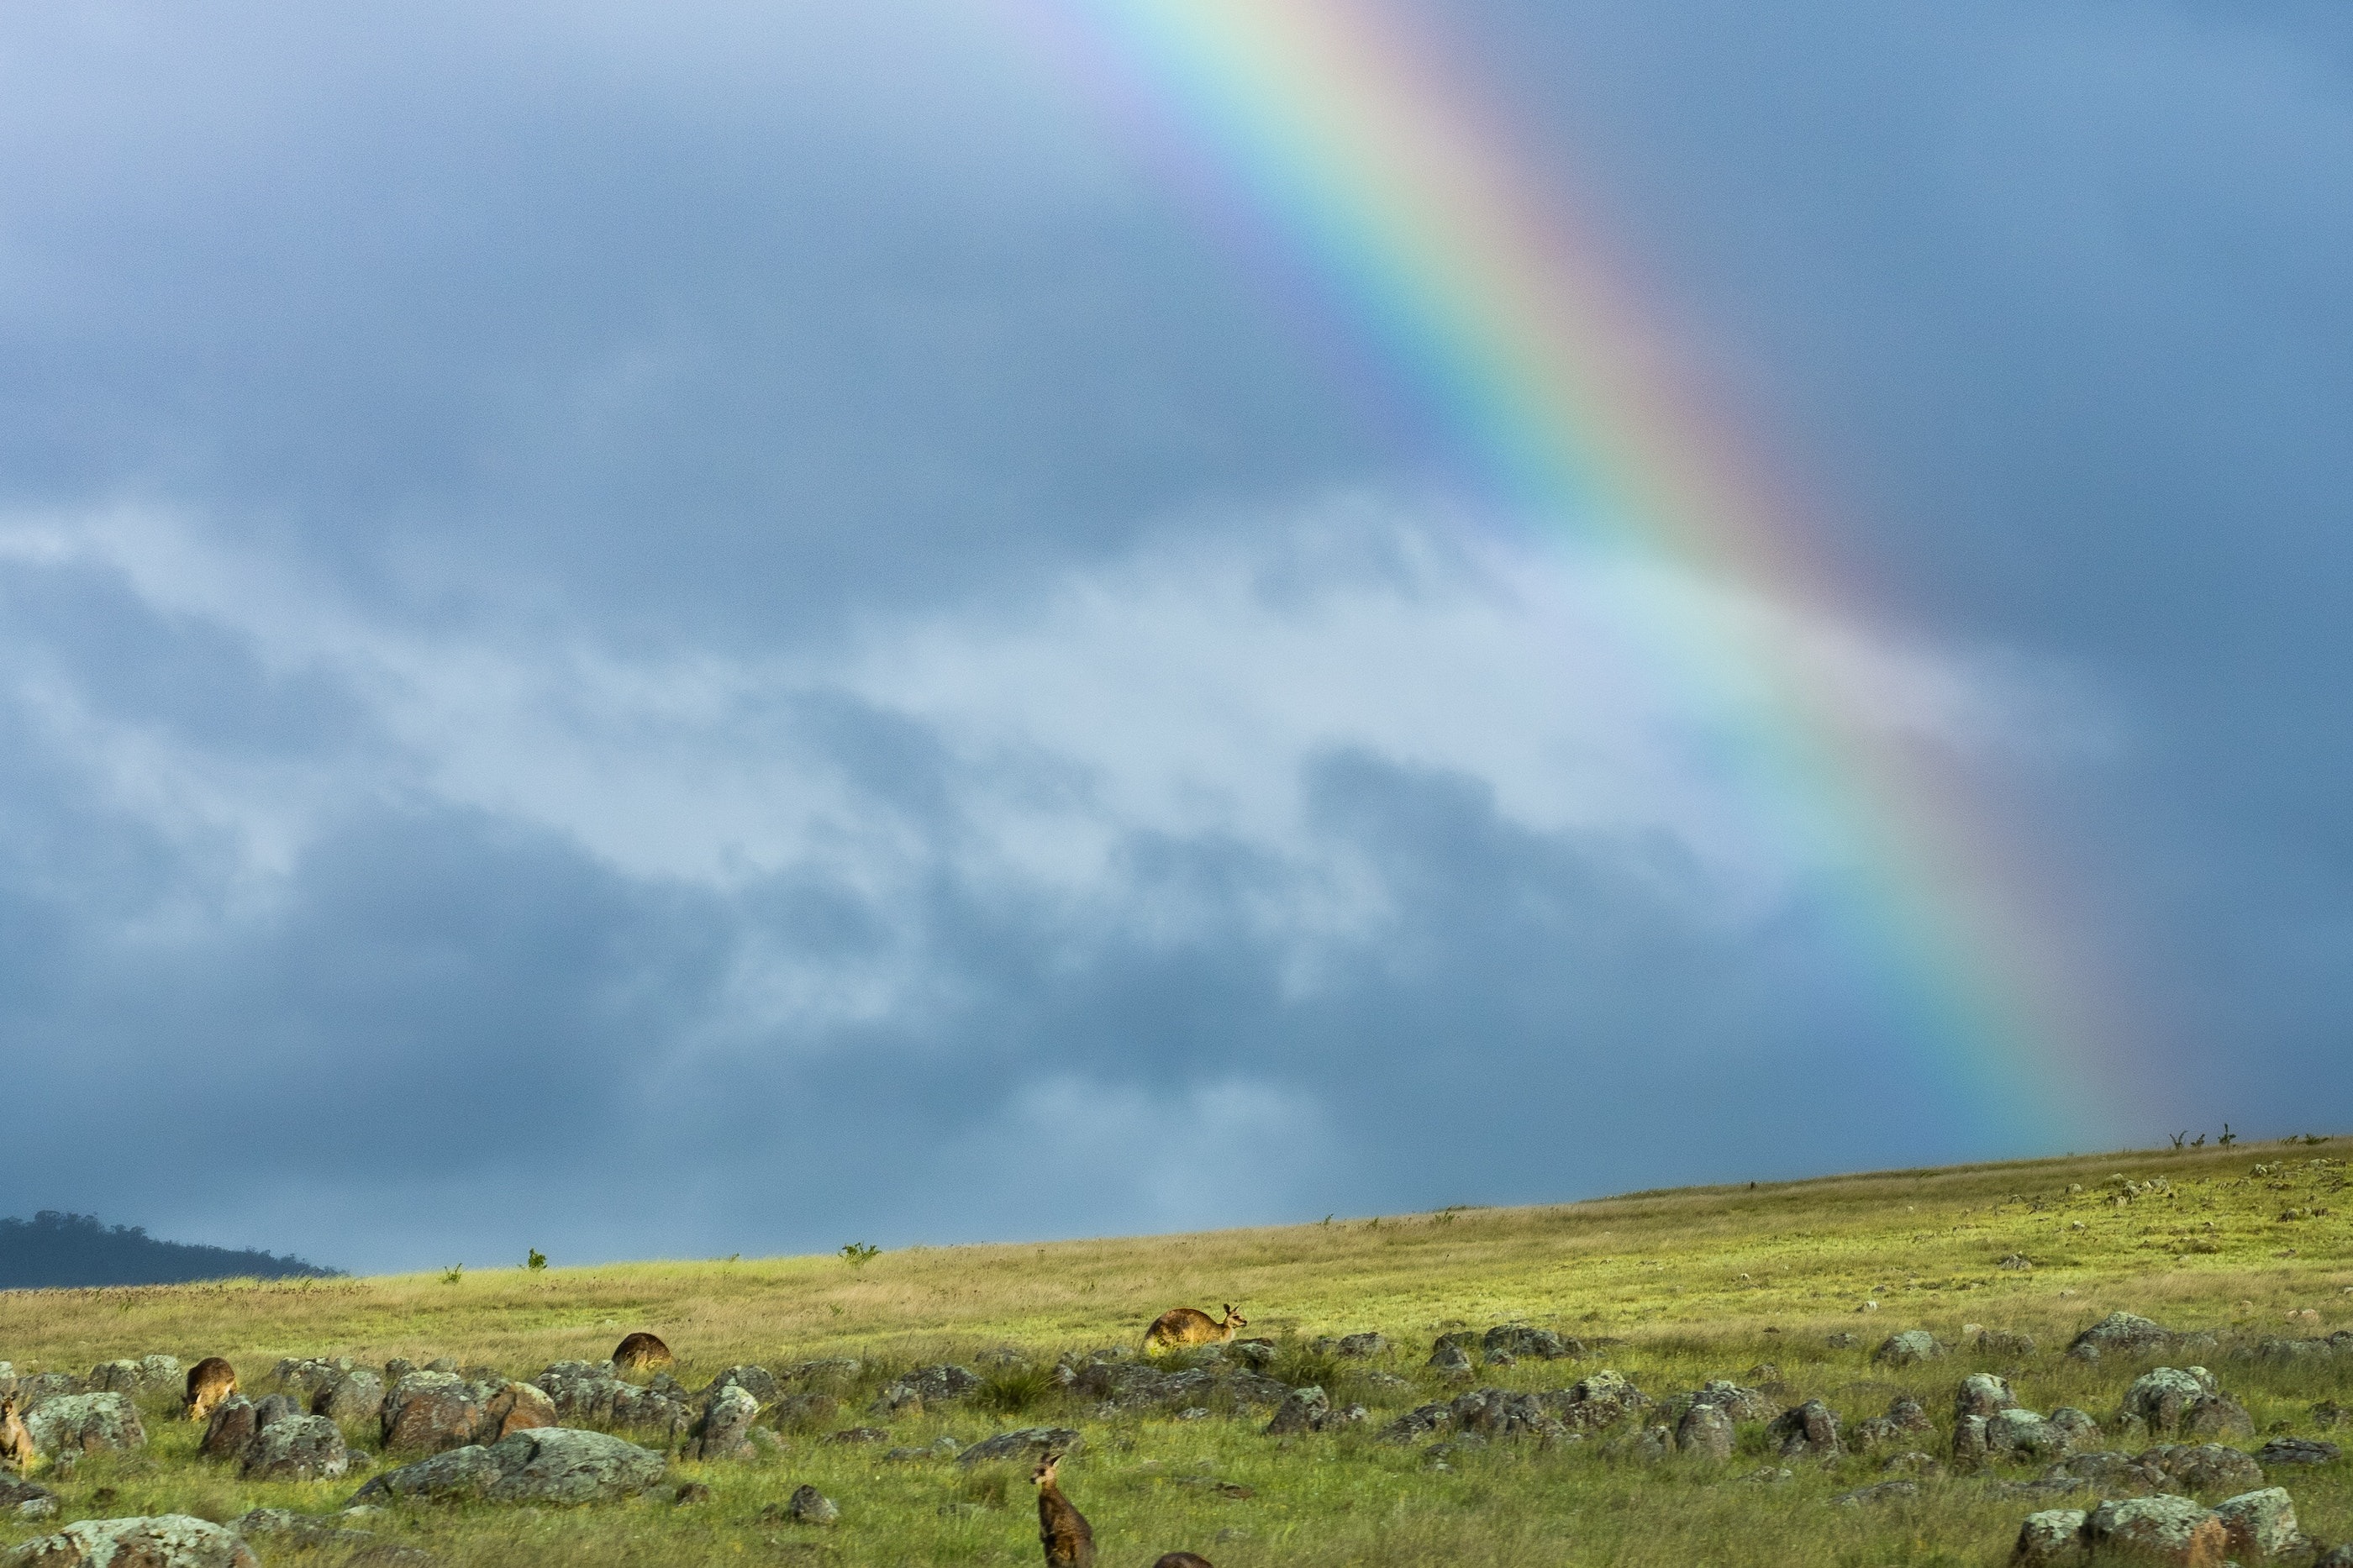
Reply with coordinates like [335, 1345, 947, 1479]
[3, 1138, 2348, 1567]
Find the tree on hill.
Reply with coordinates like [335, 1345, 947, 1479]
[0, 1211, 338, 1288]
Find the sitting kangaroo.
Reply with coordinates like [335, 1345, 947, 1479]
[1033, 1450, 1095, 1568]
[185, 1357, 239, 1423]
[0, 1392, 36, 1475]
[1142, 1302, 1245, 1354]
[611, 1332, 674, 1374]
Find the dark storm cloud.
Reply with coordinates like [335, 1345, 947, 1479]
[1, 1, 2347, 1270]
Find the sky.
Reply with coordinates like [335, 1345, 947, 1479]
[2, 1, 2349, 1273]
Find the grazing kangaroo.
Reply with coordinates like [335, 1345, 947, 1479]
[185, 1358, 239, 1423]
[1153, 1556, 1216, 1568]
[1032, 1451, 1096, 1568]
[0, 1392, 35, 1474]
[1142, 1302, 1245, 1354]
[611, 1332, 674, 1374]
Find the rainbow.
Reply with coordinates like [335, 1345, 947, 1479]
[988, 0, 2137, 1144]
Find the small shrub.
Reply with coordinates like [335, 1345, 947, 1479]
[440, 1264, 464, 1286]
[526, 1249, 547, 1272]
[840, 1242, 880, 1266]
[976, 1360, 1057, 1416]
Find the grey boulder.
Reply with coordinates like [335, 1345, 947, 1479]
[1872, 1331, 1946, 1367]
[2212, 1487, 2304, 1562]
[2082, 1494, 2227, 1565]
[3, 1517, 255, 1568]
[957, 1428, 1082, 1467]
[240, 1414, 350, 1481]
[23, 1395, 144, 1456]
[350, 1428, 665, 1505]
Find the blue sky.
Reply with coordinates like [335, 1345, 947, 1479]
[2, 1, 2347, 1271]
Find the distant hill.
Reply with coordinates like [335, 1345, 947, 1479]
[0, 1211, 338, 1288]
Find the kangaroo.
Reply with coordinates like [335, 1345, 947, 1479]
[185, 1357, 239, 1423]
[0, 1392, 36, 1475]
[1142, 1302, 1245, 1354]
[611, 1332, 674, 1374]
[1032, 1450, 1096, 1568]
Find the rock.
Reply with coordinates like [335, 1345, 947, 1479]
[784, 1485, 837, 1525]
[2049, 1408, 2102, 1451]
[705, 1365, 779, 1405]
[253, 1394, 303, 1431]
[1425, 1342, 1471, 1374]
[770, 1392, 839, 1433]
[2185, 1396, 2254, 1441]
[381, 1373, 484, 1454]
[2140, 1443, 2266, 1495]
[0, 1479, 57, 1522]
[382, 1360, 416, 1384]
[1265, 1386, 1332, 1435]
[1830, 1481, 1919, 1506]
[1227, 1339, 1277, 1369]
[2312, 1401, 2349, 1429]
[1883, 1450, 1944, 1476]
[2012, 1509, 2088, 1565]
[481, 1384, 557, 1441]
[2044, 1450, 2167, 1492]
[2068, 1312, 2176, 1364]
[1874, 1331, 1947, 1367]
[1956, 1416, 1991, 1469]
[350, 1428, 666, 1505]
[1684, 1381, 1778, 1423]
[1958, 1374, 2019, 1419]
[866, 1382, 922, 1417]
[529, 1364, 688, 1436]
[903, 1365, 982, 1405]
[313, 1371, 387, 1426]
[1852, 1397, 1935, 1449]
[688, 1386, 758, 1461]
[1989, 1410, 2075, 1463]
[1979, 1330, 2039, 1357]
[1550, 1371, 1648, 1430]
[958, 1428, 1082, 1467]
[1766, 1400, 1841, 1460]
[827, 1427, 890, 1444]
[1446, 1388, 1564, 1442]
[23, 1394, 144, 1456]
[14, 1375, 82, 1408]
[1482, 1326, 1571, 1361]
[1675, 1402, 1734, 1461]
[83, 1363, 147, 1396]
[1377, 1403, 1454, 1444]
[2256, 1436, 2340, 1465]
[672, 1482, 712, 1506]
[3, 1517, 257, 1568]
[2084, 1495, 2228, 1566]
[1334, 1333, 1387, 1357]
[2125, 1368, 2219, 1436]
[229, 1508, 371, 1548]
[271, 1360, 356, 1400]
[1824, 1333, 1858, 1350]
[241, 1415, 350, 1481]
[2212, 1487, 2303, 1561]
[200, 1398, 257, 1461]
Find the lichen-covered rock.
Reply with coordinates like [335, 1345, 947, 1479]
[770, 1392, 838, 1433]
[2083, 1495, 2227, 1566]
[1549, 1371, 1647, 1430]
[1425, 1341, 1471, 1374]
[704, 1365, 779, 1405]
[271, 1360, 356, 1401]
[381, 1372, 484, 1454]
[1482, 1325, 1571, 1361]
[2049, 1408, 2102, 1451]
[0, 1479, 57, 1522]
[2212, 1487, 2303, 1561]
[2068, 1312, 2176, 1364]
[687, 1386, 758, 1461]
[1767, 1400, 1841, 1460]
[1980, 1330, 2039, 1357]
[1675, 1402, 1734, 1461]
[1377, 1403, 1454, 1444]
[1334, 1333, 1387, 1358]
[2256, 1436, 2340, 1466]
[2124, 1368, 2219, 1435]
[350, 1428, 665, 1505]
[313, 1371, 386, 1427]
[784, 1485, 836, 1525]
[1447, 1388, 1562, 1441]
[1873, 1331, 1946, 1367]
[14, 1375, 82, 1408]
[903, 1365, 982, 1406]
[1958, 1374, 2019, 1420]
[1852, 1397, 1934, 1449]
[1265, 1386, 1332, 1435]
[2043, 1450, 2169, 1492]
[2140, 1443, 2266, 1495]
[956, 1428, 1082, 1467]
[252, 1394, 303, 1431]
[2011, 1509, 2087, 1566]
[3, 1516, 256, 1568]
[199, 1398, 257, 1461]
[1683, 1381, 1777, 1424]
[23, 1395, 144, 1456]
[240, 1414, 350, 1481]
[531, 1364, 689, 1435]
[1829, 1481, 1919, 1506]
[480, 1383, 557, 1441]
[2183, 1395, 2253, 1440]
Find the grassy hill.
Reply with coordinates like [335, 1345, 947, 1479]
[0, 1139, 2346, 1566]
